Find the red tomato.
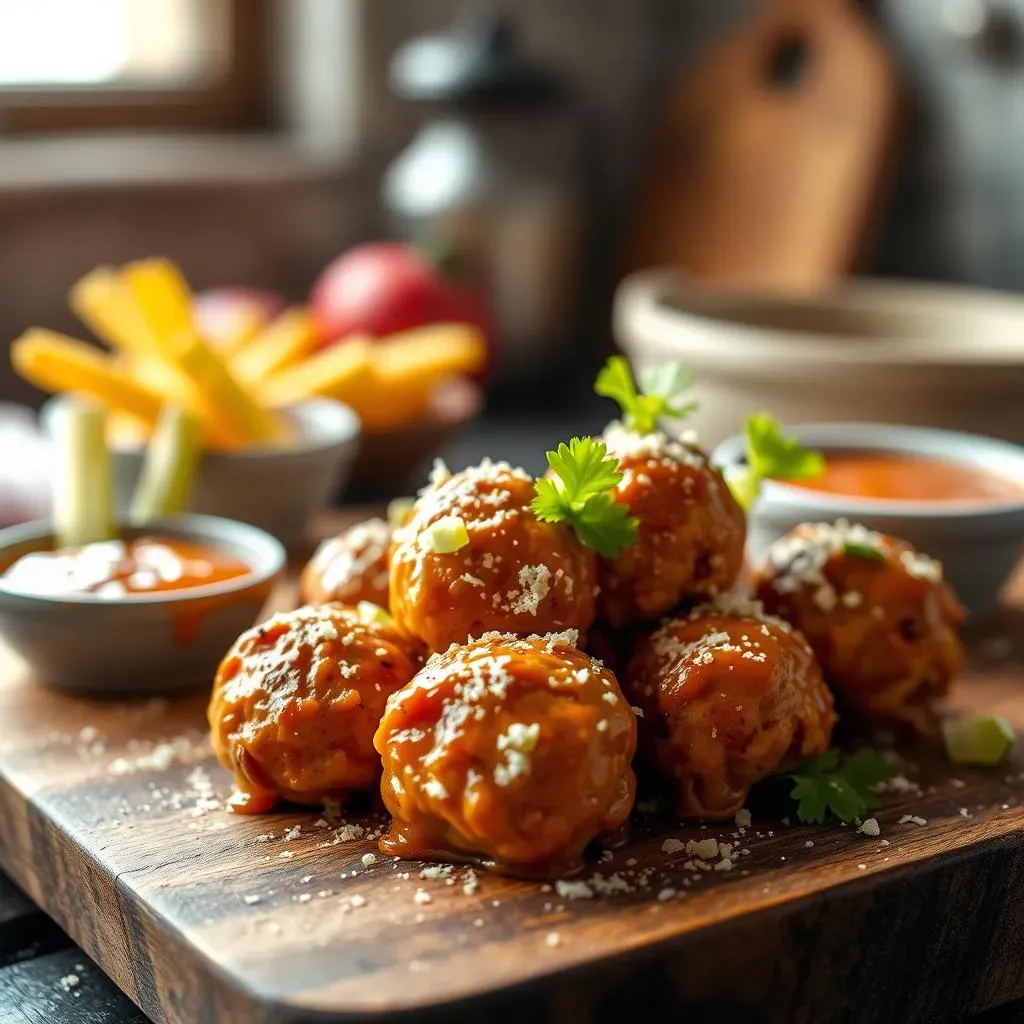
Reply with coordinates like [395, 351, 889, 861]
[309, 243, 496, 377]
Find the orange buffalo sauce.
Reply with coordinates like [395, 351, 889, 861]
[781, 452, 1024, 503]
[1, 536, 251, 599]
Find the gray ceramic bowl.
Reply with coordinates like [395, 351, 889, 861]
[0, 513, 285, 695]
[43, 398, 360, 550]
[712, 423, 1024, 617]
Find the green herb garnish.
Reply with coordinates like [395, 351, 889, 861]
[531, 436, 638, 557]
[594, 356, 697, 434]
[785, 749, 893, 825]
[843, 540, 884, 560]
[727, 413, 825, 510]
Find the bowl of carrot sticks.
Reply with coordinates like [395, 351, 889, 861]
[11, 259, 487, 547]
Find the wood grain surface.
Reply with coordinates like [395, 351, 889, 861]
[2, 530, 1024, 1023]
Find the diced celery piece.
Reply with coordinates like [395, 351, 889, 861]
[724, 465, 760, 511]
[429, 515, 469, 553]
[387, 496, 415, 528]
[942, 715, 1016, 767]
[356, 600, 393, 625]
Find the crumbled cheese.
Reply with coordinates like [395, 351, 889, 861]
[603, 421, 706, 469]
[686, 838, 719, 860]
[898, 815, 928, 826]
[734, 808, 752, 828]
[555, 879, 594, 900]
[713, 858, 734, 872]
[494, 722, 540, 787]
[361, 853, 377, 867]
[423, 779, 449, 800]
[858, 817, 880, 837]
[462, 870, 479, 896]
[508, 564, 551, 616]
[243, 894, 261, 905]
[898, 548, 942, 583]
[57, 974, 80, 992]
[661, 838, 686, 855]
[656, 887, 678, 902]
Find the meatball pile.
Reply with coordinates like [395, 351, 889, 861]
[207, 378, 967, 878]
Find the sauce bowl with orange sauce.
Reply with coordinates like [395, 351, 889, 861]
[0, 514, 285, 694]
[712, 423, 1024, 617]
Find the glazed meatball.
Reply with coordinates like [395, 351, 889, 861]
[598, 423, 746, 628]
[374, 630, 637, 875]
[389, 460, 597, 652]
[300, 517, 391, 608]
[209, 604, 421, 813]
[625, 595, 836, 820]
[752, 520, 965, 735]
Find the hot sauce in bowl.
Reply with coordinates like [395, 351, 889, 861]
[780, 452, 1024, 505]
[0, 536, 252, 599]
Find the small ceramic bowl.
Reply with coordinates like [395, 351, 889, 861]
[343, 376, 484, 502]
[616, 269, 1024, 449]
[712, 423, 1024, 617]
[0, 514, 285, 695]
[44, 398, 360, 550]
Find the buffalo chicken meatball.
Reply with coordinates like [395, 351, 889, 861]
[598, 423, 746, 628]
[299, 517, 391, 608]
[374, 631, 637, 875]
[753, 520, 965, 735]
[389, 460, 597, 652]
[209, 604, 421, 813]
[625, 595, 835, 819]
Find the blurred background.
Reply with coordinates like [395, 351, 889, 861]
[3, 0, 1024, 506]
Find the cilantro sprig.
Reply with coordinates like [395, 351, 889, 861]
[785, 749, 892, 825]
[595, 356, 697, 434]
[531, 437, 638, 557]
[726, 413, 825, 510]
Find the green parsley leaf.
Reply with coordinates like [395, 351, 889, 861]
[594, 356, 697, 434]
[784, 748, 892, 825]
[530, 436, 638, 557]
[727, 413, 826, 510]
[843, 540, 884, 560]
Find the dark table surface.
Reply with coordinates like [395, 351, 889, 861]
[3, 405, 1024, 1024]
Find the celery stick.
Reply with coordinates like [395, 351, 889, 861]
[53, 398, 116, 549]
[130, 405, 202, 523]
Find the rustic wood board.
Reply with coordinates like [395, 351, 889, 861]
[625, 0, 900, 291]
[3, 570, 1024, 1022]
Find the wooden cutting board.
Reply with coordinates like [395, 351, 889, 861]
[626, 0, 900, 292]
[2, 529, 1024, 1022]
